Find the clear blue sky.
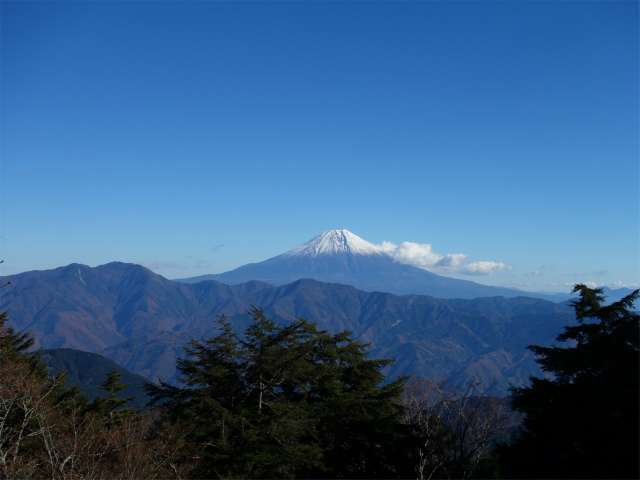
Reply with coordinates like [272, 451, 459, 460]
[1, 1, 638, 293]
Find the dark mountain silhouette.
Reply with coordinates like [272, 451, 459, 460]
[0, 261, 585, 394]
[177, 229, 562, 301]
[41, 348, 149, 410]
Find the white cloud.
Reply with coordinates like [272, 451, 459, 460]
[141, 257, 212, 271]
[460, 261, 513, 276]
[376, 241, 512, 276]
[563, 281, 599, 288]
[612, 281, 640, 289]
[378, 241, 446, 268]
[436, 253, 469, 267]
[529, 265, 552, 276]
[559, 281, 639, 292]
[139, 260, 184, 270]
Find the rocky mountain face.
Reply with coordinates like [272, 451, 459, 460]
[177, 229, 561, 301]
[0, 262, 577, 394]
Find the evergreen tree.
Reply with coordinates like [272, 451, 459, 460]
[147, 307, 409, 479]
[498, 284, 639, 479]
[302, 326, 408, 479]
[150, 313, 249, 476]
[93, 369, 137, 426]
[0, 310, 49, 379]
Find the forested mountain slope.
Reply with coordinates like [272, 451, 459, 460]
[41, 348, 149, 409]
[1, 262, 575, 393]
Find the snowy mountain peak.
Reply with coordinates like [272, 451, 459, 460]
[283, 230, 385, 258]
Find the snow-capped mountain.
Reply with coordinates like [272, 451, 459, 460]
[178, 229, 548, 300]
[283, 229, 386, 257]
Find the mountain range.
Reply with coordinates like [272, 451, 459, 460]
[1, 230, 633, 395]
[1, 261, 578, 394]
[178, 230, 565, 301]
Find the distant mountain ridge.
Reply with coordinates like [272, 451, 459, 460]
[177, 229, 562, 301]
[0, 261, 589, 394]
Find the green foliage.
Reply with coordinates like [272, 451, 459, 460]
[0, 310, 49, 379]
[498, 285, 639, 479]
[41, 348, 150, 409]
[147, 307, 409, 478]
[92, 369, 138, 426]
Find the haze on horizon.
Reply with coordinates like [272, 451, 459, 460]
[1, 1, 638, 294]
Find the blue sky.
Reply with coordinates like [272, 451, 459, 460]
[1, 1, 638, 293]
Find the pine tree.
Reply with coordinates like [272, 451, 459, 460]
[0, 310, 49, 379]
[147, 308, 409, 479]
[93, 369, 137, 427]
[499, 285, 639, 479]
[301, 326, 408, 478]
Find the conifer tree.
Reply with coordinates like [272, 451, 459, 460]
[147, 308, 409, 479]
[498, 285, 639, 479]
[0, 310, 49, 379]
[94, 369, 137, 427]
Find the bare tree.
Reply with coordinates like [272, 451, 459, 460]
[402, 376, 449, 480]
[401, 376, 513, 480]
[0, 349, 65, 478]
[1, 318, 197, 479]
[144, 413, 199, 480]
[104, 412, 197, 480]
[39, 401, 112, 480]
[37, 402, 197, 480]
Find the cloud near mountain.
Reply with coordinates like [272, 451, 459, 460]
[613, 281, 640, 289]
[140, 260, 184, 270]
[376, 241, 512, 276]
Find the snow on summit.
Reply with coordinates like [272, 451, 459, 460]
[284, 230, 385, 257]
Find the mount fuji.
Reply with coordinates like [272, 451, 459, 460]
[178, 230, 543, 300]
